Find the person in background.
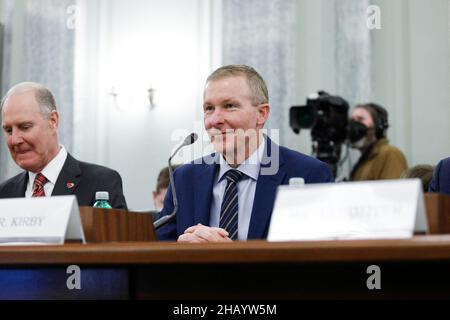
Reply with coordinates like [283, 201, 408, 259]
[429, 157, 450, 195]
[0, 82, 127, 209]
[401, 164, 434, 193]
[152, 165, 180, 211]
[349, 103, 407, 181]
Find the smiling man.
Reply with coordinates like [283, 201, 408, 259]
[0, 82, 127, 209]
[157, 65, 333, 242]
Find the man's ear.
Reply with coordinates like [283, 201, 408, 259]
[256, 103, 270, 127]
[48, 110, 59, 131]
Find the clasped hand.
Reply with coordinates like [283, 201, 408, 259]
[177, 223, 233, 243]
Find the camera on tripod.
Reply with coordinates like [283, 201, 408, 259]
[289, 91, 349, 177]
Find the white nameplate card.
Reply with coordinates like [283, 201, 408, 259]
[0, 195, 85, 245]
[268, 179, 427, 241]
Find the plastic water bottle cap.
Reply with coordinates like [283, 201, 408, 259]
[95, 191, 109, 201]
[289, 177, 305, 187]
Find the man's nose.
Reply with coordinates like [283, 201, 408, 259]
[10, 129, 24, 145]
[208, 109, 225, 127]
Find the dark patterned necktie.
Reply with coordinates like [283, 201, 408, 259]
[219, 170, 243, 240]
[32, 173, 48, 197]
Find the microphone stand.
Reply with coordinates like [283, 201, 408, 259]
[153, 133, 197, 230]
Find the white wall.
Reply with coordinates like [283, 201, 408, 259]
[285, 0, 337, 156]
[0, 0, 30, 180]
[371, 0, 450, 167]
[74, 0, 217, 210]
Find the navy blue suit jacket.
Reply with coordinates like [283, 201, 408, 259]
[157, 138, 334, 241]
[429, 157, 450, 195]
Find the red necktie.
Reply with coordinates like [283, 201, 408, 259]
[32, 173, 48, 197]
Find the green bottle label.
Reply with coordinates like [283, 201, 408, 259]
[93, 200, 112, 209]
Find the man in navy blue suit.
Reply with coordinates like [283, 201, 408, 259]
[157, 65, 333, 242]
[429, 157, 450, 195]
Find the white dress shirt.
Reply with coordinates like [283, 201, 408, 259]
[209, 138, 265, 240]
[25, 145, 68, 197]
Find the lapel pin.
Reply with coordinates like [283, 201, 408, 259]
[66, 182, 75, 189]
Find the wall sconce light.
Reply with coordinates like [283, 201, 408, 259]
[147, 86, 156, 110]
[108, 87, 121, 110]
[108, 86, 156, 111]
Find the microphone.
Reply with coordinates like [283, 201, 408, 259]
[153, 133, 198, 230]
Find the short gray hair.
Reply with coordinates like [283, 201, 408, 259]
[0, 82, 57, 117]
[206, 64, 269, 105]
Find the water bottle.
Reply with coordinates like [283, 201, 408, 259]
[93, 191, 112, 209]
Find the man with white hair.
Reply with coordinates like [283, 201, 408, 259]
[0, 82, 127, 209]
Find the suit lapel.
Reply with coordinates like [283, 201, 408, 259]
[194, 159, 218, 226]
[247, 138, 286, 239]
[13, 172, 29, 197]
[52, 154, 82, 196]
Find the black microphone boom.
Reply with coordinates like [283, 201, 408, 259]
[153, 133, 198, 230]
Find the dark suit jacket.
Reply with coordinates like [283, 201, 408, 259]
[0, 153, 128, 209]
[157, 138, 334, 241]
[429, 157, 450, 195]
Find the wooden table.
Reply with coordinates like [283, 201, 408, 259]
[1, 235, 450, 299]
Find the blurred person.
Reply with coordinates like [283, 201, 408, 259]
[401, 164, 434, 192]
[429, 157, 450, 195]
[349, 103, 407, 181]
[152, 165, 180, 211]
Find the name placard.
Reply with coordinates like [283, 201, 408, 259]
[0, 195, 85, 245]
[268, 179, 427, 241]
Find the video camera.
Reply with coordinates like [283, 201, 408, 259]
[289, 91, 349, 177]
